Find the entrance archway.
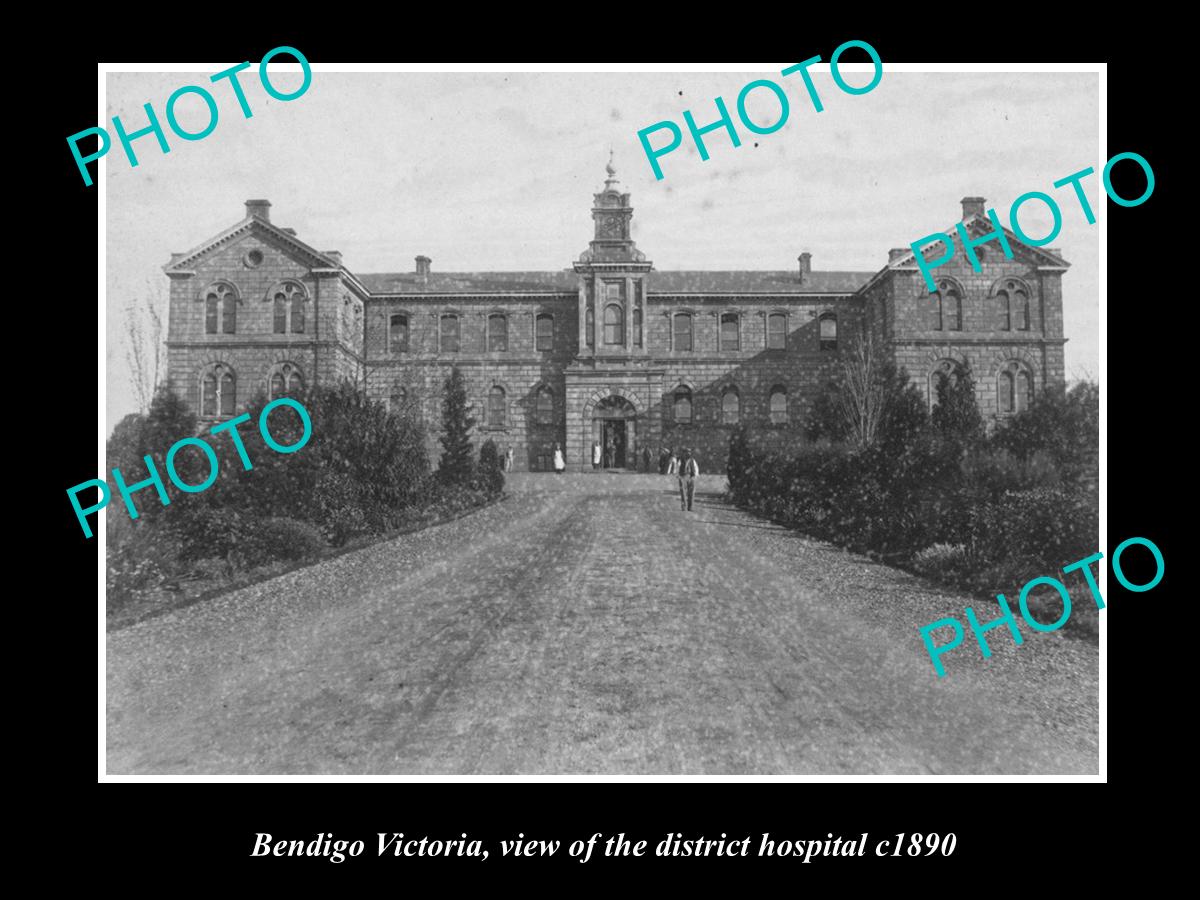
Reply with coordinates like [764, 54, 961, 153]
[591, 395, 637, 470]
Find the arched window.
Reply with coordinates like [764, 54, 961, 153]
[271, 283, 305, 334]
[928, 359, 960, 411]
[1014, 288, 1030, 331]
[603, 304, 623, 345]
[721, 386, 740, 425]
[997, 288, 1012, 331]
[200, 364, 235, 417]
[536, 314, 553, 352]
[440, 314, 460, 353]
[204, 283, 238, 335]
[819, 313, 838, 351]
[767, 313, 787, 350]
[769, 385, 788, 425]
[268, 362, 304, 400]
[585, 307, 594, 348]
[673, 386, 693, 424]
[488, 313, 508, 352]
[389, 314, 409, 353]
[205, 294, 219, 334]
[632, 307, 643, 347]
[389, 384, 407, 413]
[997, 361, 1034, 415]
[534, 385, 553, 425]
[1017, 367, 1034, 409]
[995, 279, 1031, 332]
[487, 385, 506, 427]
[720, 313, 739, 352]
[934, 280, 962, 331]
[997, 369, 1015, 415]
[673, 313, 693, 351]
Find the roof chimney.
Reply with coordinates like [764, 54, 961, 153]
[324, 250, 343, 266]
[415, 255, 431, 277]
[888, 247, 909, 263]
[961, 197, 986, 220]
[798, 252, 812, 283]
[245, 199, 271, 221]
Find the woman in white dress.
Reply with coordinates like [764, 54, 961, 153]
[553, 443, 566, 474]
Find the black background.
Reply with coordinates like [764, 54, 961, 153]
[33, 17, 1168, 887]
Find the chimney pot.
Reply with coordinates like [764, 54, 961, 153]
[798, 252, 812, 282]
[961, 196, 986, 219]
[415, 255, 431, 277]
[245, 199, 271, 221]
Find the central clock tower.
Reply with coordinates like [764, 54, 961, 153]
[573, 153, 652, 360]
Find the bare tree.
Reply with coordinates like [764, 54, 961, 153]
[124, 277, 166, 414]
[833, 326, 886, 448]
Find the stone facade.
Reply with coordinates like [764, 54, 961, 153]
[163, 171, 1069, 473]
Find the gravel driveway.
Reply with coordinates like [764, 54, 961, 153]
[106, 473, 1099, 775]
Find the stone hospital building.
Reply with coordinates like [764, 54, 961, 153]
[163, 160, 1069, 472]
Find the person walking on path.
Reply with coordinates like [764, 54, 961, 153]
[504, 446, 514, 472]
[553, 443, 566, 474]
[667, 449, 679, 475]
[592, 440, 601, 471]
[677, 448, 699, 511]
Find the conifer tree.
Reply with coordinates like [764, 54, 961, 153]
[931, 360, 983, 441]
[437, 366, 476, 485]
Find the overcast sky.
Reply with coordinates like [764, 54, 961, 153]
[105, 69, 1100, 427]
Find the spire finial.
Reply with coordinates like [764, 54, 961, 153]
[605, 147, 616, 178]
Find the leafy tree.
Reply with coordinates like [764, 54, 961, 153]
[931, 360, 983, 442]
[991, 380, 1098, 483]
[437, 366, 476, 486]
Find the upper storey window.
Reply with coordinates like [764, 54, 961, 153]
[603, 304, 624, 345]
[819, 313, 838, 351]
[673, 313, 693, 351]
[767, 313, 787, 350]
[440, 314, 460, 353]
[389, 314, 409, 353]
[204, 283, 238, 335]
[934, 280, 962, 331]
[488, 314, 508, 352]
[536, 314, 553, 352]
[271, 282, 306, 335]
[720, 313, 740, 352]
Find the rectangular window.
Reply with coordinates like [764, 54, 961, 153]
[488, 314, 507, 352]
[222, 300, 236, 334]
[290, 300, 304, 334]
[720, 313, 739, 352]
[440, 315, 460, 353]
[536, 314, 553, 351]
[673, 314, 692, 351]
[767, 313, 787, 350]
[390, 315, 408, 353]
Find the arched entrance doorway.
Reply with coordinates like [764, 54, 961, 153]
[592, 395, 637, 469]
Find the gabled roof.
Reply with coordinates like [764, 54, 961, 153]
[861, 212, 1071, 294]
[163, 215, 342, 275]
[359, 269, 872, 296]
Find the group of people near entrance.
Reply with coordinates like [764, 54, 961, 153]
[583, 440, 700, 511]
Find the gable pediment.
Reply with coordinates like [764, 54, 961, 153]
[163, 217, 338, 275]
[891, 213, 1071, 271]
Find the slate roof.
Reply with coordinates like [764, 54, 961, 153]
[358, 269, 873, 295]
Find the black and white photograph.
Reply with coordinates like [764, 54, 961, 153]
[99, 64, 1103, 777]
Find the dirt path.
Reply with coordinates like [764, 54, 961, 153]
[106, 473, 1099, 774]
